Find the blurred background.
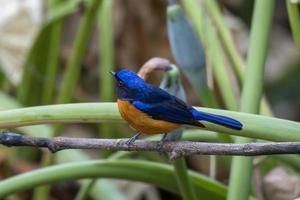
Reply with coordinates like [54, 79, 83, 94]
[0, 0, 299, 117]
[0, 0, 299, 200]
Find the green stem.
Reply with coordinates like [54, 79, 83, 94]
[227, 1, 275, 200]
[240, 3, 274, 113]
[99, 0, 114, 102]
[16, 36, 37, 104]
[0, 160, 226, 199]
[98, 0, 114, 156]
[204, 0, 245, 82]
[17, 30, 51, 106]
[57, 0, 100, 104]
[286, 0, 300, 51]
[0, 103, 299, 141]
[172, 159, 198, 200]
[181, 0, 238, 111]
[41, 0, 64, 105]
[74, 180, 96, 200]
[204, 17, 238, 111]
[204, 0, 273, 116]
[42, 20, 63, 104]
[32, 151, 54, 200]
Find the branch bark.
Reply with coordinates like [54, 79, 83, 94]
[1, 132, 300, 159]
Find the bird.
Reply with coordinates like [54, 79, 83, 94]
[111, 69, 242, 145]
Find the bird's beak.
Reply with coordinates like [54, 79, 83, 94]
[109, 71, 116, 76]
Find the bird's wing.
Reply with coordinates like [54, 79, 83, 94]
[132, 98, 204, 127]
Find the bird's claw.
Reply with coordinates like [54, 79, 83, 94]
[125, 137, 135, 146]
[125, 132, 141, 146]
[157, 133, 168, 154]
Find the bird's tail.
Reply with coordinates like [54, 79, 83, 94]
[191, 110, 243, 130]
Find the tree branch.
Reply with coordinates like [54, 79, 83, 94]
[1, 132, 300, 159]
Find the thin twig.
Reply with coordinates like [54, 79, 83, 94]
[0, 132, 300, 159]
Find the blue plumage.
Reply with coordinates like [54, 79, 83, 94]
[190, 110, 242, 130]
[114, 69, 242, 131]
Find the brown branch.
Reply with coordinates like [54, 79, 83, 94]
[1, 132, 300, 159]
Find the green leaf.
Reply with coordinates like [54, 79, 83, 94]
[0, 91, 52, 137]
[0, 103, 298, 142]
[0, 160, 226, 199]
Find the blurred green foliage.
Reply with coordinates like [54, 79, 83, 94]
[0, 0, 299, 200]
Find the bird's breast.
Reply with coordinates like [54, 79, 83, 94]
[117, 99, 180, 134]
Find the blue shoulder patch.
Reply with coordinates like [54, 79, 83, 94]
[132, 99, 204, 127]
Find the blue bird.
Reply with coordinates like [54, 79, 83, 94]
[111, 69, 242, 144]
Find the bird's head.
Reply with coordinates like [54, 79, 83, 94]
[110, 69, 148, 100]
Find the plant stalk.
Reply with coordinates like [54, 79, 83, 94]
[0, 160, 226, 199]
[0, 103, 299, 141]
[286, 0, 300, 51]
[227, 1, 275, 200]
[57, 0, 100, 104]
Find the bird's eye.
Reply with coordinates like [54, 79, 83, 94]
[118, 81, 124, 87]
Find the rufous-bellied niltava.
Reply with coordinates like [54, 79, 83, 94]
[111, 69, 242, 145]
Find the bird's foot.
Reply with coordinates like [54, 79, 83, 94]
[125, 132, 141, 146]
[157, 133, 168, 154]
[156, 142, 165, 154]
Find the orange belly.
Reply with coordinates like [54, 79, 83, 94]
[117, 99, 180, 134]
